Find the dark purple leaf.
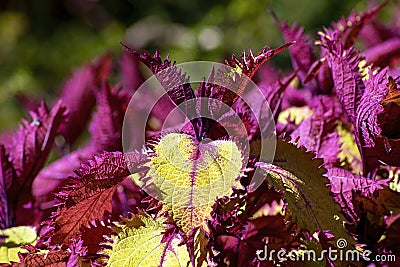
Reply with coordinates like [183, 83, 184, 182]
[271, 10, 318, 91]
[89, 83, 129, 152]
[5, 101, 67, 226]
[119, 50, 144, 96]
[362, 38, 400, 67]
[0, 145, 15, 228]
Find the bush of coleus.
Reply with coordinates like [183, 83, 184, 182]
[1, 2, 400, 266]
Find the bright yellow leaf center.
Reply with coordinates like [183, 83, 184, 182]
[147, 133, 243, 207]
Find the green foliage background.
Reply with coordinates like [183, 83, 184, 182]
[0, 0, 393, 130]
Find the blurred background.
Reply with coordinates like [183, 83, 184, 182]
[0, 0, 394, 130]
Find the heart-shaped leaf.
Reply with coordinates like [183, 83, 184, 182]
[143, 133, 243, 233]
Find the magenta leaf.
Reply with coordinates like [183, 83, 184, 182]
[290, 96, 342, 166]
[89, 83, 130, 152]
[326, 167, 389, 222]
[356, 68, 388, 147]
[0, 145, 15, 228]
[5, 101, 66, 226]
[271, 10, 317, 91]
[58, 53, 113, 147]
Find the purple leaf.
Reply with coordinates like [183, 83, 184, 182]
[89, 83, 129, 152]
[326, 167, 389, 222]
[319, 35, 365, 127]
[67, 236, 87, 267]
[5, 101, 67, 226]
[216, 43, 294, 105]
[290, 96, 342, 166]
[0, 145, 15, 228]
[119, 50, 144, 97]
[58, 54, 113, 147]
[43, 151, 148, 246]
[327, 3, 386, 49]
[32, 146, 95, 210]
[123, 45, 195, 107]
[362, 38, 400, 67]
[356, 68, 388, 147]
[271, 11, 318, 91]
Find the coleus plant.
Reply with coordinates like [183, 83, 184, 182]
[1, 2, 400, 266]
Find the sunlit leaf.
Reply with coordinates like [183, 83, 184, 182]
[143, 133, 243, 233]
[101, 213, 190, 267]
[0, 226, 36, 264]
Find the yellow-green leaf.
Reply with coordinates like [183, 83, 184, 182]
[0, 226, 37, 263]
[102, 213, 190, 267]
[144, 133, 243, 233]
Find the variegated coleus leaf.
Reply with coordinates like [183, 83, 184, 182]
[0, 226, 37, 264]
[257, 139, 354, 247]
[43, 151, 148, 246]
[139, 133, 244, 235]
[100, 212, 190, 267]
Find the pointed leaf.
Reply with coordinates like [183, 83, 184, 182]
[19, 249, 71, 267]
[0, 145, 14, 229]
[290, 96, 342, 166]
[89, 83, 129, 152]
[271, 11, 317, 89]
[47, 151, 148, 245]
[213, 43, 293, 106]
[123, 45, 195, 107]
[5, 101, 67, 226]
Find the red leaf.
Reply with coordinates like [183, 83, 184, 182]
[51, 186, 115, 245]
[19, 250, 70, 267]
[45, 151, 148, 246]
